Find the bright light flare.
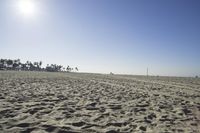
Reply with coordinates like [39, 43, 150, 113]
[17, 0, 37, 18]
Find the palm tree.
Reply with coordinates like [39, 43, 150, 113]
[25, 61, 30, 70]
[33, 62, 39, 70]
[66, 65, 70, 72]
[0, 59, 5, 65]
[13, 62, 18, 70]
[57, 65, 62, 71]
[0, 59, 5, 70]
[7, 59, 13, 70]
[29, 62, 34, 71]
[21, 63, 26, 71]
[75, 67, 78, 72]
[26, 61, 34, 70]
[39, 61, 42, 70]
[13, 59, 20, 70]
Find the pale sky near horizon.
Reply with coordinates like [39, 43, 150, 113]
[0, 0, 200, 77]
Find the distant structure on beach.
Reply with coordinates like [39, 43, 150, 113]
[0, 58, 79, 72]
[110, 72, 114, 75]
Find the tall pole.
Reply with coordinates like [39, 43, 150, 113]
[147, 67, 148, 77]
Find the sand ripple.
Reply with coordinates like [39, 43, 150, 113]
[0, 71, 200, 132]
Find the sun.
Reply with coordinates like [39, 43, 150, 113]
[17, 0, 37, 17]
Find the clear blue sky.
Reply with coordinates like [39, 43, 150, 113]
[0, 0, 200, 76]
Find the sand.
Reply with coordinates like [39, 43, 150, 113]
[0, 71, 200, 133]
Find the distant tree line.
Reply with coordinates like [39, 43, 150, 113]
[0, 59, 78, 72]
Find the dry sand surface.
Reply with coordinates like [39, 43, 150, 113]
[0, 71, 200, 133]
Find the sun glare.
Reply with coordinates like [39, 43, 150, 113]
[17, 0, 37, 17]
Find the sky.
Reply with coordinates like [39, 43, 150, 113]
[0, 0, 200, 76]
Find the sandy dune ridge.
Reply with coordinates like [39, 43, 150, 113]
[0, 71, 200, 133]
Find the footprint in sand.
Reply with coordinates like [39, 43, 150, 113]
[42, 124, 58, 132]
[16, 123, 30, 128]
[72, 121, 86, 127]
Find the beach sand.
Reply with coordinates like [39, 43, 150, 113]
[0, 71, 200, 133]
